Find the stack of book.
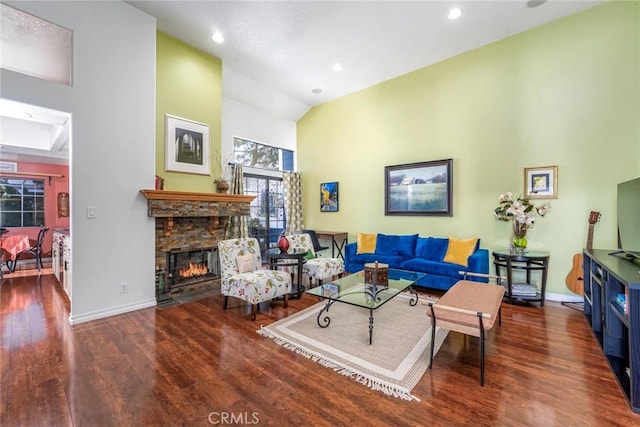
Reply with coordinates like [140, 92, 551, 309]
[511, 283, 537, 297]
[616, 293, 628, 314]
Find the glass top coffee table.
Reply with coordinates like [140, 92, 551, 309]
[306, 268, 425, 344]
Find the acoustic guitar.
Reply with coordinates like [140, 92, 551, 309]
[565, 211, 601, 295]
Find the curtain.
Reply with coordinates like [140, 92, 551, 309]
[224, 164, 248, 238]
[283, 171, 304, 234]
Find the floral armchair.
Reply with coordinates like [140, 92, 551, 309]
[218, 237, 291, 320]
[286, 233, 345, 287]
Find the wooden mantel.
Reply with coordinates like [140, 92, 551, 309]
[140, 189, 255, 236]
[140, 189, 255, 204]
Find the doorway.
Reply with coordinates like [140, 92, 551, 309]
[244, 174, 286, 256]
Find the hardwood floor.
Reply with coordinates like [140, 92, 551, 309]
[1, 274, 638, 426]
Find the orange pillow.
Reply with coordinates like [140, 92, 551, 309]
[356, 233, 377, 254]
[443, 236, 478, 267]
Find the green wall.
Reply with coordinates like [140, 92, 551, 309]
[297, 2, 640, 296]
[156, 31, 222, 192]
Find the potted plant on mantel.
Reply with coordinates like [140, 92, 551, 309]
[214, 178, 230, 193]
[213, 149, 232, 193]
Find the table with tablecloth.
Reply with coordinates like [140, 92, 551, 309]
[1, 234, 31, 261]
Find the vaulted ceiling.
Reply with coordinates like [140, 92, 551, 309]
[1, 0, 603, 163]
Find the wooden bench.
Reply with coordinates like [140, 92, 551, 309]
[426, 273, 505, 386]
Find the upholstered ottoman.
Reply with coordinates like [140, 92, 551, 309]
[426, 280, 505, 386]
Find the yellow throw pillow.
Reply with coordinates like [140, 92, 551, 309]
[356, 232, 377, 254]
[443, 236, 478, 267]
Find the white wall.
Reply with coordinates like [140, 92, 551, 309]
[1, 1, 157, 323]
[222, 96, 297, 173]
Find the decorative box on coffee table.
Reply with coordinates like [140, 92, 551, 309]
[364, 262, 389, 287]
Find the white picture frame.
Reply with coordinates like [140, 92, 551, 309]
[524, 165, 558, 199]
[165, 114, 210, 175]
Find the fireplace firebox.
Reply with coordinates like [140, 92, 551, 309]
[156, 248, 220, 303]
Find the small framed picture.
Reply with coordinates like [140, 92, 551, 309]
[320, 182, 339, 212]
[165, 114, 210, 175]
[524, 165, 558, 199]
[321, 283, 340, 298]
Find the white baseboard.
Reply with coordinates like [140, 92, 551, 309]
[69, 298, 157, 325]
[544, 292, 583, 303]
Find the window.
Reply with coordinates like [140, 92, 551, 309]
[233, 137, 293, 172]
[0, 3, 73, 85]
[0, 177, 45, 227]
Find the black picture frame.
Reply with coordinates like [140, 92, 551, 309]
[384, 159, 453, 216]
[320, 182, 339, 212]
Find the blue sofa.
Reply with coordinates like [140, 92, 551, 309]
[344, 234, 489, 291]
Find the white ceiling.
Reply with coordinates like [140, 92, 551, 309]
[0, 0, 603, 163]
[128, 0, 603, 120]
[0, 99, 70, 165]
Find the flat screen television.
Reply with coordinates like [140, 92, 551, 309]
[610, 177, 640, 259]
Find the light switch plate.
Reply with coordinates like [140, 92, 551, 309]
[87, 206, 97, 219]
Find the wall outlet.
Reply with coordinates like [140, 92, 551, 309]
[120, 282, 128, 294]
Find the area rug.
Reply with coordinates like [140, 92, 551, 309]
[257, 293, 448, 401]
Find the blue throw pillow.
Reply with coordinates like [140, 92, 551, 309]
[375, 234, 418, 258]
[375, 233, 398, 256]
[420, 237, 449, 262]
[396, 234, 418, 258]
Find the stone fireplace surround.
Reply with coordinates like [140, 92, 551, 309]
[140, 190, 255, 300]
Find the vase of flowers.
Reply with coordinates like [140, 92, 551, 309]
[494, 192, 551, 253]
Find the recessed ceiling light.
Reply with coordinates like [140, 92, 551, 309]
[448, 7, 462, 20]
[212, 31, 224, 43]
[527, 0, 547, 8]
[333, 63, 342, 72]
[311, 88, 323, 94]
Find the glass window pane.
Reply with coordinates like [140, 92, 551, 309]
[22, 212, 36, 227]
[1, 196, 21, 210]
[233, 137, 295, 172]
[23, 196, 35, 210]
[282, 150, 294, 171]
[1, 212, 21, 227]
[0, 3, 72, 85]
[35, 211, 45, 226]
[35, 196, 45, 211]
[0, 177, 45, 227]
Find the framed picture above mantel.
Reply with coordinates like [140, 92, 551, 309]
[165, 114, 210, 175]
[384, 159, 453, 216]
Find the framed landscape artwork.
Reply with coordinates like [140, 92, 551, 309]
[384, 159, 453, 216]
[320, 181, 339, 212]
[165, 114, 210, 175]
[524, 165, 558, 199]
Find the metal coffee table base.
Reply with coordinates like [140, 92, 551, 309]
[316, 285, 419, 344]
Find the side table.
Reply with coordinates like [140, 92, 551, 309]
[265, 248, 308, 299]
[492, 250, 550, 306]
[315, 231, 348, 260]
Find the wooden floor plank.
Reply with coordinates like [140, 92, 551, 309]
[1, 274, 638, 426]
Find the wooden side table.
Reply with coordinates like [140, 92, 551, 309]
[315, 231, 348, 260]
[492, 250, 550, 306]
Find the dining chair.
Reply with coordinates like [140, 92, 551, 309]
[10, 227, 50, 272]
